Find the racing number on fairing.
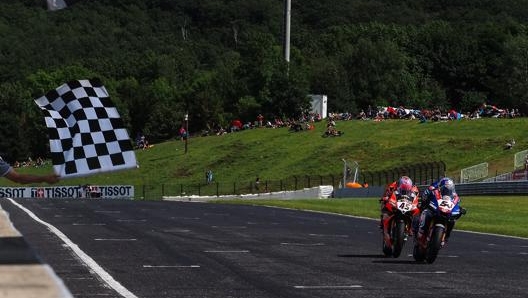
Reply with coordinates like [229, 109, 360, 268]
[439, 200, 453, 208]
[397, 199, 412, 212]
[438, 197, 454, 213]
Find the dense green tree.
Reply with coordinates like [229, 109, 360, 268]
[265, 52, 311, 119]
[182, 70, 226, 132]
[342, 37, 411, 110]
[0, 81, 36, 161]
[142, 77, 183, 142]
[487, 33, 528, 112]
[1, 0, 528, 159]
[308, 57, 351, 113]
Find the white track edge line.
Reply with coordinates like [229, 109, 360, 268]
[6, 198, 138, 298]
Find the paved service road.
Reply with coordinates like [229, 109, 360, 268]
[2, 198, 528, 298]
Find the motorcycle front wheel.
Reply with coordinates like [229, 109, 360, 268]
[391, 219, 405, 258]
[382, 232, 392, 257]
[413, 243, 425, 262]
[426, 226, 444, 264]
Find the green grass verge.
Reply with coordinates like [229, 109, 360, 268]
[3, 118, 528, 188]
[2, 118, 527, 238]
[214, 196, 528, 238]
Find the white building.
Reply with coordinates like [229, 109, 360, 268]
[308, 94, 328, 119]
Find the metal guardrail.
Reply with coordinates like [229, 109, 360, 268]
[333, 186, 385, 198]
[455, 181, 528, 195]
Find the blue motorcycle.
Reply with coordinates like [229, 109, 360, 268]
[413, 194, 465, 263]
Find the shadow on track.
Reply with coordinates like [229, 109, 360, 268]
[338, 254, 420, 264]
[338, 254, 386, 258]
[372, 259, 419, 264]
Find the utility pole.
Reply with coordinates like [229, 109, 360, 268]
[283, 0, 291, 68]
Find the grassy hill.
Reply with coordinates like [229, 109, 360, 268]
[3, 118, 528, 191]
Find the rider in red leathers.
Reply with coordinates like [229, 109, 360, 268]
[380, 176, 421, 241]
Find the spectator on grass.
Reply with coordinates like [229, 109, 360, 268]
[143, 138, 150, 150]
[356, 110, 366, 120]
[179, 126, 187, 141]
[374, 112, 384, 122]
[367, 105, 375, 119]
[27, 157, 33, 167]
[231, 119, 242, 132]
[216, 127, 227, 135]
[257, 114, 264, 127]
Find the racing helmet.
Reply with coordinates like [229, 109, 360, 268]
[397, 176, 413, 196]
[439, 177, 455, 196]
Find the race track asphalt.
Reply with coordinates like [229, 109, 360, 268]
[1, 198, 527, 298]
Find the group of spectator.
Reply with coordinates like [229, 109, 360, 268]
[198, 112, 323, 136]
[181, 102, 523, 141]
[323, 117, 344, 137]
[135, 133, 151, 150]
[13, 156, 46, 168]
[353, 103, 522, 122]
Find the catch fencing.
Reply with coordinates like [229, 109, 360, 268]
[358, 161, 446, 186]
[514, 149, 528, 170]
[460, 162, 488, 183]
[134, 161, 447, 200]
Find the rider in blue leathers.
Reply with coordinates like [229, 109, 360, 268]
[415, 177, 466, 246]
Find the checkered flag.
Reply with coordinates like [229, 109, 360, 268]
[34, 79, 138, 178]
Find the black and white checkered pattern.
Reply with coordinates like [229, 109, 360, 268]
[34, 79, 137, 178]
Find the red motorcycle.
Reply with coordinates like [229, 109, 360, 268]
[382, 193, 420, 258]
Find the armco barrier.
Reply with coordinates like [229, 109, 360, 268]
[333, 186, 385, 198]
[332, 181, 528, 198]
[454, 181, 528, 195]
[164, 186, 335, 202]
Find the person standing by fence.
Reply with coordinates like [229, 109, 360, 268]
[205, 169, 213, 184]
[255, 176, 260, 192]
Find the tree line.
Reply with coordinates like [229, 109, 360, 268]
[1, 0, 528, 161]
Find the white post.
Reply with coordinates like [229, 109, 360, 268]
[184, 113, 189, 154]
[283, 0, 291, 63]
[342, 159, 347, 188]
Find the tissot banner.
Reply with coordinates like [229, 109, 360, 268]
[0, 185, 134, 199]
